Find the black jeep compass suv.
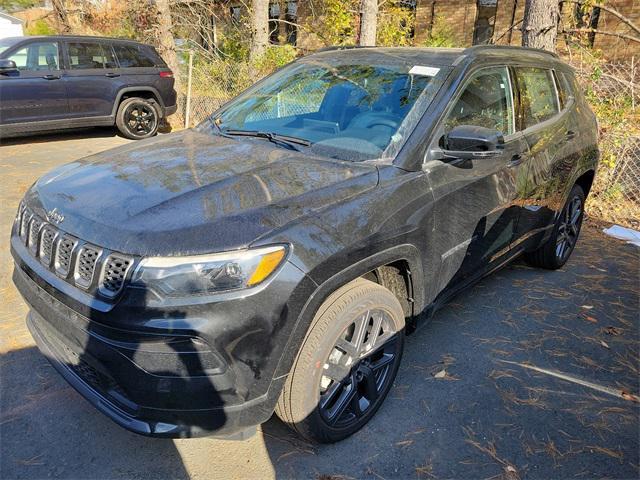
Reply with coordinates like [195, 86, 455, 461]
[11, 46, 599, 443]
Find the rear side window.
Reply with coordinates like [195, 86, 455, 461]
[554, 71, 575, 110]
[68, 42, 117, 69]
[7, 42, 59, 71]
[514, 67, 559, 128]
[112, 44, 156, 68]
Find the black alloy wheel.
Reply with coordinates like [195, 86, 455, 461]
[275, 278, 405, 443]
[124, 103, 157, 137]
[115, 97, 160, 140]
[318, 308, 401, 428]
[556, 194, 583, 262]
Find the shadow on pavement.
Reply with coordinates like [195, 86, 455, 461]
[0, 128, 119, 147]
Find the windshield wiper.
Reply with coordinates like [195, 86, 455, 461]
[223, 129, 311, 151]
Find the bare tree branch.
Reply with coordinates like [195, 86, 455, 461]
[560, 1, 640, 37]
[563, 28, 640, 44]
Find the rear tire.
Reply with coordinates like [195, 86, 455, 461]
[115, 97, 159, 140]
[524, 184, 585, 269]
[276, 278, 405, 443]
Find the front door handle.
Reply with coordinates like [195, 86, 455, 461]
[105, 72, 120, 78]
[42, 74, 61, 80]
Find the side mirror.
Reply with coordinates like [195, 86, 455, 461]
[0, 59, 18, 75]
[442, 125, 505, 160]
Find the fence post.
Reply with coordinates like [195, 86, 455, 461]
[185, 49, 194, 129]
[631, 56, 635, 112]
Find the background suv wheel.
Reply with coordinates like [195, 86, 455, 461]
[116, 97, 159, 140]
[276, 278, 405, 443]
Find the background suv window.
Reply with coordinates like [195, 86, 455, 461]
[515, 67, 560, 128]
[8, 42, 59, 71]
[68, 42, 117, 69]
[112, 44, 155, 68]
[445, 66, 514, 136]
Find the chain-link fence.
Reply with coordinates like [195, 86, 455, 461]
[172, 49, 639, 228]
[569, 56, 639, 228]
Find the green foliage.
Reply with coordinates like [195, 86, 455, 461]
[217, 31, 250, 62]
[0, 0, 40, 13]
[421, 15, 461, 48]
[25, 18, 55, 35]
[377, 1, 415, 47]
[303, 0, 357, 46]
[254, 44, 298, 71]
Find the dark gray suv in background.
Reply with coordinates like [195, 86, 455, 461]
[0, 35, 177, 139]
[11, 46, 598, 443]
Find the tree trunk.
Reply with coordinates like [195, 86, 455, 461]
[51, 0, 71, 34]
[521, 0, 560, 52]
[250, 0, 270, 62]
[359, 0, 378, 46]
[155, 0, 181, 91]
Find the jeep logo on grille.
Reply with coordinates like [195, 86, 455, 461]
[47, 208, 64, 224]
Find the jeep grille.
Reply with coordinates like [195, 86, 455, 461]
[14, 204, 134, 298]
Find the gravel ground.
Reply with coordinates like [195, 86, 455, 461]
[1, 129, 638, 480]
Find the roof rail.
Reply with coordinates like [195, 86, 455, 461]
[314, 45, 379, 53]
[463, 44, 559, 58]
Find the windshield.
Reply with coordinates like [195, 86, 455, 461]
[201, 56, 449, 161]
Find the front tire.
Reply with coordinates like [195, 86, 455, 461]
[276, 278, 405, 443]
[115, 97, 159, 140]
[524, 184, 585, 269]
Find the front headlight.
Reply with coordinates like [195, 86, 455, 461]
[131, 245, 287, 298]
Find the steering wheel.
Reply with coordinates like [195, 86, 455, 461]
[349, 112, 400, 130]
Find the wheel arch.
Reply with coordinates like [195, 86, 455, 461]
[273, 244, 424, 379]
[574, 169, 596, 198]
[112, 87, 166, 117]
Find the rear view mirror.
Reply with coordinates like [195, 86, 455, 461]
[442, 125, 505, 160]
[0, 59, 18, 75]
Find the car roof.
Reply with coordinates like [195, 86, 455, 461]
[7, 35, 149, 46]
[308, 45, 563, 68]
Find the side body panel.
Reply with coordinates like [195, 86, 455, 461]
[0, 39, 69, 125]
[61, 40, 122, 117]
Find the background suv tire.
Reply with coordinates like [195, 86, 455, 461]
[524, 184, 586, 269]
[116, 97, 160, 140]
[276, 278, 405, 443]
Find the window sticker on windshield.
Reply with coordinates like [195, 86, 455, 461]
[409, 65, 440, 77]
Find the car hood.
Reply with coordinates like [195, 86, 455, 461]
[27, 130, 379, 256]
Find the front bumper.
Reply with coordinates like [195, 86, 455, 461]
[11, 234, 315, 438]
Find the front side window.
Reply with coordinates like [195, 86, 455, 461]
[208, 58, 449, 161]
[515, 67, 559, 128]
[112, 44, 155, 68]
[68, 42, 117, 69]
[445, 66, 514, 136]
[8, 42, 59, 71]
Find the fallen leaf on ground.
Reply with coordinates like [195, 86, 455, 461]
[621, 391, 640, 403]
[434, 369, 447, 379]
[603, 326, 622, 335]
[600, 340, 610, 349]
[581, 305, 594, 310]
[583, 315, 598, 323]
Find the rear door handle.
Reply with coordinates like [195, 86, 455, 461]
[42, 74, 61, 80]
[508, 154, 524, 166]
[105, 72, 120, 78]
